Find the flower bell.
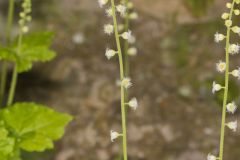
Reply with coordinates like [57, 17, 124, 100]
[226, 120, 237, 132]
[226, 102, 237, 114]
[212, 81, 223, 94]
[127, 97, 138, 110]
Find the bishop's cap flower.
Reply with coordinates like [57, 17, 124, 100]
[212, 81, 223, 94]
[110, 130, 121, 142]
[104, 24, 114, 35]
[128, 97, 138, 110]
[227, 102, 237, 114]
[216, 61, 226, 73]
[214, 32, 225, 43]
[226, 120, 237, 132]
[207, 154, 218, 160]
[121, 77, 132, 89]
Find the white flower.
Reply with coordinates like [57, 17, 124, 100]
[212, 81, 223, 94]
[127, 2, 134, 9]
[231, 68, 240, 79]
[116, 4, 126, 16]
[120, 30, 132, 40]
[104, 24, 114, 35]
[214, 32, 225, 43]
[105, 48, 117, 60]
[225, 20, 233, 27]
[72, 32, 85, 44]
[226, 2, 232, 8]
[129, 12, 138, 19]
[121, 77, 132, 89]
[231, 26, 240, 34]
[128, 35, 136, 44]
[216, 61, 226, 73]
[226, 120, 237, 132]
[221, 13, 229, 19]
[128, 97, 138, 110]
[128, 47, 137, 56]
[228, 44, 240, 54]
[110, 130, 120, 142]
[234, 9, 240, 16]
[227, 102, 237, 114]
[98, 0, 108, 8]
[21, 26, 29, 33]
[118, 24, 124, 32]
[105, 7, 113, 17]
[207, 153, 217, 160]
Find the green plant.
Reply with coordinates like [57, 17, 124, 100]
[185, 0, 215, 17]
[98, 0, 139, 160]
[0, 0, 73, 159]
[209, 0, 240, 160]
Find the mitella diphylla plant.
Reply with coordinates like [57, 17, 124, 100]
[0, 0, 72, 159]
[209, 0, 240, 160]
[98, 0, 139, 159]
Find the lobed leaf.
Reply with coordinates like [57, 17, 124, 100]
[1, 103, 73, 152]
[0, 31, 56, 73]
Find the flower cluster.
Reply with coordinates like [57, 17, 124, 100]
[18, 0, 32, 33]
[210, 1, 240, 160]
[98, 0, 139, 146]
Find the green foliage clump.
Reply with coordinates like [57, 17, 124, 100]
[0, 103, 72, 160]
[185, 0, 215, 17]
[0, 32, 56, 73]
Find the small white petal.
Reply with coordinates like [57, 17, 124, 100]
[121, 30, 132, 40]
[110, 130, 120, 142]
[121, 77, 132, 89]
[227, 102, 237, 114]
[105, 48, 117, 60]
[212, 81, 222, 94]
[129, 12, 138, 19]
[207, 153, 217, 160]
[98, 0, 108, 8]
[229, 44, 240, 54]
[127, 47, 137, 56]
[216, 61, 226, 73]
[214, 32, 225, 43]
[105, 7, 113, 17]
[226, 120, 237, 132]
[128, 97, 138, 110]
[104, 24, 114, 35]
[116, 4, 126, 16]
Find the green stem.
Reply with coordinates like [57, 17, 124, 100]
[7, 31, 23, 106]
[6, 0, 15, 43]
[123, 0, 130, 77]
[219, 1, 235, 160]
[0, 0, 15, 107]
[7, 65, 18, 106]
[110, 0, 128, 160]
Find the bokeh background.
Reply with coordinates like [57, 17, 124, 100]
[0, 0, 240, 160]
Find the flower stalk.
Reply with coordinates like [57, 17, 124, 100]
[7, 0, 32, 106]
[98, 0, 139, 159]
[0, 0, 15, 107]
[110, 0, 128, 159]
[218, 1, 234, 159]
[210, 1, 240, 160]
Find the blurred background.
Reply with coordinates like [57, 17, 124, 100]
[0, 0, 240, 160]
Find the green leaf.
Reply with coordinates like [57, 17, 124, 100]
[1, 103, 73, 152]
[0, 31, 56, 73]
[0, 126, 15, 160]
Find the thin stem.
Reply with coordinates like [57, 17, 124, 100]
[219, 1, 235, 160]
[110, 0, 128, 160]
[6, 0, 15, 43]
[7, 31, 23, 106]
[123, 0, 130, 77]
[0, 0, 15, 107]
